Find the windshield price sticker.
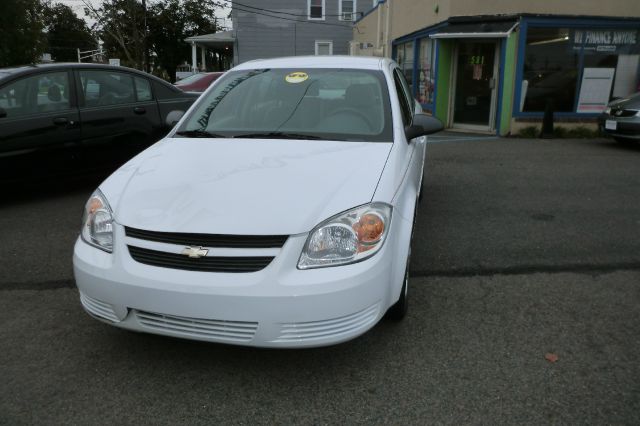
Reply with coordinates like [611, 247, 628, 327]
[285, 72, 309, 83]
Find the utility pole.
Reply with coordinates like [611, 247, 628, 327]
[142, 0, 149, 72]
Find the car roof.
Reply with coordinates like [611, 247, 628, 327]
[0, 63, 181, 90]
[233, 55, 390, 71]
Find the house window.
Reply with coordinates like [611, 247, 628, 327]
[340, 0, 356, 21]
[308, 0, 324, 20]
[315, 41, 333, 55]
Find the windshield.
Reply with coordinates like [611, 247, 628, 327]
[175, 73, 207, 85]
[176, 68, 393, 142]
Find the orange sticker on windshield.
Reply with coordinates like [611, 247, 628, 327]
[285, 72, 309, 83]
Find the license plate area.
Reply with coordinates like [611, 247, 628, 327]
[605, 120, 617, 130]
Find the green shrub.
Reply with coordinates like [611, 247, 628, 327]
[517, 126, 539, 138]
[547, 126, 601, 138]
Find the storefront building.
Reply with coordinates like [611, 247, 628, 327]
[352, 2, 640, 135]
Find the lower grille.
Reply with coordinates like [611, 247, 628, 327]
[128, 245, 273, 272]
[135, 310, 258, 342]
[274, 303, 380, 343]
[80, 292, 121, 323]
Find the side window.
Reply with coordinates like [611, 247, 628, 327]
[393, 69, 413, 126]
[79, 70, 135, 107]
[36, 72, 71, 113]
[0, 78, 32, 118]
[134, 77, 152, 102]
[0, 72, 70, 118]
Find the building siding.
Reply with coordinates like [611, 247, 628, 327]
[233, 0, 371, 64]
[354, 0, 640, 59]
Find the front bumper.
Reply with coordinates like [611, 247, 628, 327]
[599, 114, 640, 139]
[73, 224, 397, 348]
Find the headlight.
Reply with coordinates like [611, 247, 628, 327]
[604, 107, 611, 115]
[81, 189, 114, 252]
[298, 203, 392, 269]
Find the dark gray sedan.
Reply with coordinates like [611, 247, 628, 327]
[0, 63, 198, 181]
[600, 92, 640, 143]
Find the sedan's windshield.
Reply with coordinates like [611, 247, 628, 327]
[175, 73, 207, 85]
[176, 68, 393, 142]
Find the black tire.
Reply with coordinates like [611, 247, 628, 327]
[386, 204, 416, 321]
[385, 259, 409, 320]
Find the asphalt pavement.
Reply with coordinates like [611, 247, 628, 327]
[1, 136, 639, 424]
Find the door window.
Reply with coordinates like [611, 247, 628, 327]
[0, 72, 70, 118]
[393, 69, 414, 126]
[80, 70, 135, 107]
[134, 77, 153, 102]
[453, 41, 496, 126]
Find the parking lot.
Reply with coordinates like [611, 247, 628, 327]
[1, 136, 639, 424]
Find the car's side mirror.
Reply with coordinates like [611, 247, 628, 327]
[405, 113, 443, 141]
[165, 110, 185, 127]
[0, 107, 7, 119]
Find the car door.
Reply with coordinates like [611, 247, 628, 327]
[77, 69, 163, 152]
[392, 67, 425, 194]
[0, 69, 80, 155]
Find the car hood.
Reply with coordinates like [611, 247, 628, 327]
[608, 92, 640, 109]
[104, 138, 392, 236]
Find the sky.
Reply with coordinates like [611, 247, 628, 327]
[55, 0, 232, 30]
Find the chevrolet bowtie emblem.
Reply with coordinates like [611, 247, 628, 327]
[181, 246, 209, 258]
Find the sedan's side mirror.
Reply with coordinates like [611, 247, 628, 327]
[165, 110, 185, 127]
[0, 107, 7, 119]
[405, 113, 443, 141]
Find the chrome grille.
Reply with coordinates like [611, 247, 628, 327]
[135, 310, 258, 342]
[275, 303, 380, 343]
[128, 245, 274, 272]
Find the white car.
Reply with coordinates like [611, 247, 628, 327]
[73, 56, 443, 348]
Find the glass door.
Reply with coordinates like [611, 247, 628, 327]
[452, 40, 499, 131]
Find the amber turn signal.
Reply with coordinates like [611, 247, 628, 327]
[353, 212, 385, 251]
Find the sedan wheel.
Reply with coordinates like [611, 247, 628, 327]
[385, 218, 413, 320]
[386, 261, 409, 320]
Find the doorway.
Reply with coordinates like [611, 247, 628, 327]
[451, 40, 500, 132]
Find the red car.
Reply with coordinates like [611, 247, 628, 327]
[174, 72, 224, 93]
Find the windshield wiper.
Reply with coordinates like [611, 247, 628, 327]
[174, 129, 225, 138]
[233, 132, 323, 140]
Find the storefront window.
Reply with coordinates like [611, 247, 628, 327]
[418, 38, 435, 106]
[396, 41, 414, 90]
[522, 26, 640, 114]
[522, 28, 579, 112]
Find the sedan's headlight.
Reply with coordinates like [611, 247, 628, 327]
[298, 203, 392, 269]
[604, 107, 611, 115]
[81, 189, 114, 252]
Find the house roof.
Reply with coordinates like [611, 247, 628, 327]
[184, 31, 235, 48]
